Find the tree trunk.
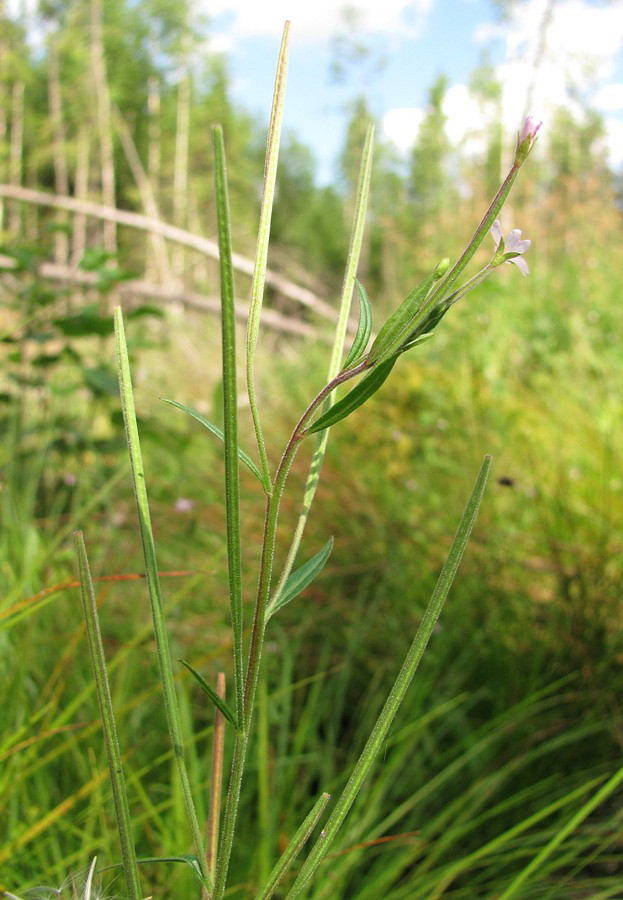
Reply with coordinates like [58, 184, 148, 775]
[71, 123, 90, 267]
[9, 80, 24, 236]
[113, 105, 171, 284]
[172, 71, 190, 287]
[90, 0, 116, 256]
[48, 38, 70, 263]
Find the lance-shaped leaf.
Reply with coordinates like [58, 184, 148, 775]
[400, 300, 452, 352]
[305, 356, 397, 435]
[268, 538, 334, 619]
[367, 260, 447, 365]
[342, 279, 372, 370]
[161, 398, 265, 486]
[179, 660, 239, 730]
[104, 855, 208, 888]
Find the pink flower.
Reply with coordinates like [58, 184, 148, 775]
[514, 115, 542, 166]
[490, 219, 531, 276]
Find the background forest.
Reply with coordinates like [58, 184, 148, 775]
[1, 0, 623, 897]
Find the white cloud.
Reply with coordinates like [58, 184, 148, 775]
[204, 0, 433, 43]
[442, 84, 482, 144]
[593, 83, 623, 112]
[382, 107, 424, 151]
[603, 116, 623, 168]
[382, 86, 486, 155]
[473, 0, 623, 167]
[478, 0, 623, 103]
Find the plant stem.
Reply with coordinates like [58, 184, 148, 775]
[426, 163, 522, 311]
[285, 456, 492, 897]
[246, 23, 290, 490]
[272, 124, 374, 604]
[213, 124, 244, 724]
[212, 360, 368, 897]
[75, 531, 143, 900]
[114, 308, 210, 893]
[206, 672, 226, 885]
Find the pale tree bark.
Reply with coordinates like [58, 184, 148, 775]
[71, 123, 90, 266]
[146, 73, 163, 283]
[147, 74, 161, 189]
[8, 80, 24, 235]
[90, 0, 116, 255]
[188, 197, 210, 289]
[48, 38, 70, 263]
[0, 253, 322, 339]
[0, 10, 8, 234]
[0, 185, 336, 321]
[172, 70, 190, 287]
[112, 105, 171, 284]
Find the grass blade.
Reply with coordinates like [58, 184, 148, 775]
[256, 793, 330, 900]
[499, 762, 623, 898]
[74, 531, 142, 900]
[114, 306, 210, 893]
[286, 455, 492, 897]
[246, 21, 290, 487]
[213, 124, 244, 723]
[160, 398, 264, 486]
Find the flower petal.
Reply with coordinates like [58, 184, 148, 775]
[490, 219, 503, 247]
[509, 255, 529, 276]
[505, 229, 531, 254]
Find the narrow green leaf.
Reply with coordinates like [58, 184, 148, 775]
[74, 531, 143, 900]
[246, 22, 290, 487]
[104, 855, 207, 887]
[178, 660, 239, 730]
[367, 267, 438, 364]
[256, 793, 330, 900]
[114, 307, 210, 891]
[271, 123, 375, 617]
[499, 762, 623, 899]
[305, 357, 397, 435]
[286, 456, 492, 898]
[342, 279, 372, 370]
[161, 398, 265, 486]
[268, 538, 334, 619]
[399, 301, 451, 353]
[213, 123, 245, 722]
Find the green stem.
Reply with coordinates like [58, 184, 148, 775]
[74, 531, 143, 900]
[213, 124, 244, 724]
[256, 793, 330, 900]
[246, 23, 290, 490]
[212, 361, 367, 898]
[272, 124, 374, 604]
[285, 456, 492, 897]
[206, 672, 226, 886]
[114, 308, 210, 893]
[426, 163, 521, 311]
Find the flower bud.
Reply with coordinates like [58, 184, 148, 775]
[514, 115, 542, 166]
[434, 257, 450, 280]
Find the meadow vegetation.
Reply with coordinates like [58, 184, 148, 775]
[1, 4, 623, 898]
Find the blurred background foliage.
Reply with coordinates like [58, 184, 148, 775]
[1, 0, 622, 897]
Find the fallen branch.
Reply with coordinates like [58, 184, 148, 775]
[0, 184, 336, 321]
[0, 255, 322, 339]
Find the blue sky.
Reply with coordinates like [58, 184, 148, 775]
[204, 0, 623, 183]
